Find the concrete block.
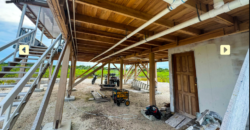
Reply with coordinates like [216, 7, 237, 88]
[34, 88, 44, 92]
[42, 120, 71, 130]
[64, 96, 75, 101]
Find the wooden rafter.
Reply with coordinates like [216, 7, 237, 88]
[73, 0, 201, 36]
[73, 14, 177, 43]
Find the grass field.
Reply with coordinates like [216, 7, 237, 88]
[0, 64, 169, 84]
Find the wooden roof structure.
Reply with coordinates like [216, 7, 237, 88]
[47, 0, 249, 64]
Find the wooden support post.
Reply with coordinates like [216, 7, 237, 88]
[75, 62, 99, 80]
[155, 62, 158, 91]
[67, 52, 76, 98]
[107, 62, 110, 84]
[124, 64, 126, 83]
[149, 53, 156, 106]
[53, 43, 71, 129]
[138, 64, 149, 80]
[120, 58, 124, 90]
[101, 63, 104, 85]
[134, 64, 137, 80]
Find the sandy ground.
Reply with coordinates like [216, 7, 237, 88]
[2, 79, 175, 130]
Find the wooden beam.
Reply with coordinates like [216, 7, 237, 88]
[73, 63, 108, 87]
[101, 64, 104, 85]
[47, 0, 68, 39]
[112, 63, 120, 72]
[124, 64, 126, 83]
[149, 53, 156, 106]
[73, 14, 177, 43]
[138, 64, 149, 80]
[74, 27, 163, 46]
[126, 69, 135, 83]
[134, 64, 137, 80]
[120, 21, 249, 60]
[53, 42, 71, 129]
[48, 60, 54, 83]
[75, 63, 100, 80]
[120, 58, 124, 90]
[74, 0, 200, 36]
[67, 51, 76, 97]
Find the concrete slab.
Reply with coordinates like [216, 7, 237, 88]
[64, 96, 75, 101]
[42, 120, 71, 130]
[34, 88, 44, 92]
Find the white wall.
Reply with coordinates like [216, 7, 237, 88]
[168, 32, 249, 118]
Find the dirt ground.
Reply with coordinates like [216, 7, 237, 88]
[7, 79, 175, 130]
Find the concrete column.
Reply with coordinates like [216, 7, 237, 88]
[120, 58, 124, 90]
[149, 53, 156, 106]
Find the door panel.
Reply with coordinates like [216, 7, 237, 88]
[173, 52, 199, 117]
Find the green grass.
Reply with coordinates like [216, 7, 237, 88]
[0, 63, 169, 84]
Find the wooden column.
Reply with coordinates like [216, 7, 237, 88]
[107, 63, 110, 84]
[120, 58, 124, 90]
[124, 64, 126, 83]
[147, 63, 149, 86]
[101, 63, 104, 84]
[53, 42, 71, 129]
[149, 53, 156, 106]
[67, 52, 76, 98]
[134, 64, 137, 80]
[155, 62, 158, 91]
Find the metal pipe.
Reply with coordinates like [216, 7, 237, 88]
[96, 0, 249, 62]
[16, 4, 27, 38]
[31, 6, 42, 46]
[89, 0, 187, 62]
[66, 0, 77, 60]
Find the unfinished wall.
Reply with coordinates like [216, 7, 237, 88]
[168, 32, 249, 118]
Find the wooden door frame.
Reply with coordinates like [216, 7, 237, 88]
[172, 51, 200, 118]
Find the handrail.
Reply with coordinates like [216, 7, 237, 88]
[2, 62, 49, 130]
[0, 52, 14, 64]
[0, 30, 35, 51]
[31, 39, 68, 130]
[0, 34, 62, 116]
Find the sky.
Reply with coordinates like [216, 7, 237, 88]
[0, 1, 169, 69]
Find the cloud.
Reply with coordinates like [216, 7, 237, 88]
[0, 1, 34, 27]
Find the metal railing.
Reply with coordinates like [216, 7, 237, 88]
[0, 34, 63, 130]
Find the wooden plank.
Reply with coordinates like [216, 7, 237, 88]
[120, 58, 124, 90]
[67, 51, 76, 97]
[149, 53, 156, 106]
[138, 64, 149, 80]
[53, 42, 71, 129]
[74, 0, 201, 36]
[48, 60, 54, 83]
[73, 13, 177, 42]
[165, 113, 186, 128]
[221, 50, 249, 130]
[134, 64, 137, 80]
[75, 63, 100, 80]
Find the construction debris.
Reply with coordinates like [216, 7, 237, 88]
[90, 91, 111, 103]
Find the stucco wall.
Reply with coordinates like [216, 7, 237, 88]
[168, 32, 249, 117]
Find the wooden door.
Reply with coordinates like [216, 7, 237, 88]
[173, 52, 199, 118]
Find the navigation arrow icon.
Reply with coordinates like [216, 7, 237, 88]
[224, 47, 227, 53]
[22, 47, 26, 53]
[220, 45, 230, 55]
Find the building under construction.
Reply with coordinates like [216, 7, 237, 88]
[0, 0, 249, 129]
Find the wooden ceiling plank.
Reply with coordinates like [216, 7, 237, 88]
[73, 13, 177, 43]
[73, 0, 201, 36]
